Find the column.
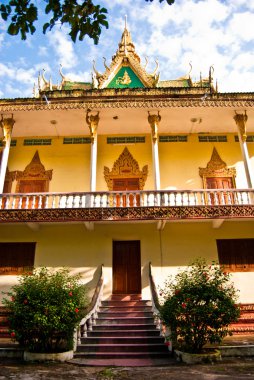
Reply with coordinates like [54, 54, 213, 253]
[233, 111, 253, 188]
[148, 111, 161, 190]
[86, 111, 100, 192]
[0, 115, 15, 193]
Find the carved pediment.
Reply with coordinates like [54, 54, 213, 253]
[16, 151, 52, 181]
[104, 147, 148, 190]
[199, 147, 236, 178]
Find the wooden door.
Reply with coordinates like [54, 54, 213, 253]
[18, 180, 47, 208]
[113, 240, 141, 294]
[206, 177, 234, 204]
[113, 178, 140, 206]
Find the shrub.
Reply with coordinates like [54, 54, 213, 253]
[3, 267, 88, 353]
[159, 259, 240, 354]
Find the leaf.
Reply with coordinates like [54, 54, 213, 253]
[7, 23, 19, 36]
[43, 22, 50, 34]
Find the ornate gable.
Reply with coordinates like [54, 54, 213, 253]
[104, 147, 148, 190]
[16, 151, 52, 181]
[199, 148, 236, 178]
[93, 26, 159, 89]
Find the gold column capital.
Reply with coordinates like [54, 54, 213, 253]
[0, 114, 15, 146]
[86, 111, 100, 143]
[234, 111, 248, 142]
[148, 111, 161, 143]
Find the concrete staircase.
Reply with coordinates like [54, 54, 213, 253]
[72, 294, 172, 366]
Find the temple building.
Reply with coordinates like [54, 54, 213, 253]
[0, 24, 254, 305]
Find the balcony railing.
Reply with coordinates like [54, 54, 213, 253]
[0, 189, 253, 210]
[0, 189, 253, 223]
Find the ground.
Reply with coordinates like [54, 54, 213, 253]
[1, 358, 254, 380]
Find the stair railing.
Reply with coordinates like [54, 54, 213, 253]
[149, 262, 172, 352]
[74, 264, 104, 350]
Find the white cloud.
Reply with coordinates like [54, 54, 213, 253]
[38, 46, 48, 57]
[47, 27, 78, 69]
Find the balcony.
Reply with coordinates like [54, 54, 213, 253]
[0, 189, 253, 224]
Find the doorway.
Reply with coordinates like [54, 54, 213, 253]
[112, 240, 141, 294]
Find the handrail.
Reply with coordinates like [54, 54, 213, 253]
[74, 264, 104, 351]
[149, 262, 172, 352]
[0, 188, 253, 210]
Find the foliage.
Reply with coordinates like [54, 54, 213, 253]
[0, 0, 175, 43]
[2, 267, 88, 353]
[159, 259, 240, 354]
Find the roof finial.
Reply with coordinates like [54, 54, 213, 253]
[124, 16, 128, 56]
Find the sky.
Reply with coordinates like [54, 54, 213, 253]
[0, 0, 253, 99]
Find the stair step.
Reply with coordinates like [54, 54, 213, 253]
[87, 329, 161, 337]
[100, 306, 153, 312]
[98, 312, 154, 318]
[101, 301, 152, 307]
[110, 294, 142, 301]
[77, 343, 168, 353]
[96, 317, 155, 325]
[93, 324, 157, 330]
[81, 336, 163, 344]
[74, 351, 170, 359]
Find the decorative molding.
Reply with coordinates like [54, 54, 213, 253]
[104, 147, 148, 190]
[199, 147, 236, 181]
[0, 205, 253, 223]
[16, 151, 52, 192]
[0, 97, 254, 113]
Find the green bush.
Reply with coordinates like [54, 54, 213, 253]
[159, 259, 240, 354]
[3, 267, 88, 353]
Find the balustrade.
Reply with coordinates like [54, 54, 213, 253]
[0, 189, 253, 210]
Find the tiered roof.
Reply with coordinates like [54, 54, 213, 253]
[37, 23, 216, 95]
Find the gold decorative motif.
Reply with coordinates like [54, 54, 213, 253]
[234, 111, 248, 142]
[199, 148, 236, 178]
[0, 115, 15, 146]
[148, 111, 161, 142]
[86, 111, 100, 143]
[16, 151, 52, 192]
[116, 70, 132, 85]
[199, 148, 236, 187]
[104, 147, 148, 190]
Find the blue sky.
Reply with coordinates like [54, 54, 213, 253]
[0, 0, 254, 99]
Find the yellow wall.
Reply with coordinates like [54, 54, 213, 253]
[6, 133, 253, 193]
[0, 220, 253, 303]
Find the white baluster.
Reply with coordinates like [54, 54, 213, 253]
[45, 195, 49, 208]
